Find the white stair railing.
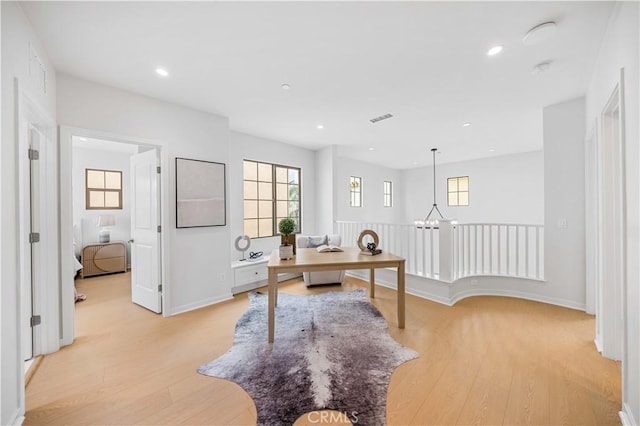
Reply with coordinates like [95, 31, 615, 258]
[334, 221, 544, 281]
[453, 223, 544, 280]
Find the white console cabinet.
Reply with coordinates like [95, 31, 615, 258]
[231, 255, 301, 294]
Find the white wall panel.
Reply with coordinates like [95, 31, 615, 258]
[401, 151, 544, 225]
[57, 73, 232, 315]
[1, 2, 58, 424]
[334, 156, 403, 224]
[543, 97, 587, 308]
[585, 2, 639, 422]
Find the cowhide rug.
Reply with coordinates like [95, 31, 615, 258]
[198, 289, 418, 425]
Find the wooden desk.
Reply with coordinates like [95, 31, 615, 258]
[267, 247, 406, 343]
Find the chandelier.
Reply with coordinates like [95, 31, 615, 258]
[415, 148, 446, 229]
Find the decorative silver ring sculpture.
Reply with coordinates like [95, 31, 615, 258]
[234, 235, 251, 261]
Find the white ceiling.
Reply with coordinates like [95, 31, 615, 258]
[21, 1, 614, 169]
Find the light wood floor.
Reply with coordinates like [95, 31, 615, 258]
[25, 273, 621, 425]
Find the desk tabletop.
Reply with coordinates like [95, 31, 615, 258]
[267, 247, 404, 271]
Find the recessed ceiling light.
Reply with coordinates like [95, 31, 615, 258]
[281, 83, 291, 90]
[316, 124, 324, 129]
[463, 122, 472, 127]
[155, 68, 169, 77]
[523, 22, 557, 46]
[489, 148, 496, 153]
[487, 45, 503, 56]
[369, 147, 375, 151]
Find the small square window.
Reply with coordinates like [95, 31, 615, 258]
[86, 169, 122, 210]
[447, 176, 469, 206]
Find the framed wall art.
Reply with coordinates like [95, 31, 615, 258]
[175, 157, 226, 228]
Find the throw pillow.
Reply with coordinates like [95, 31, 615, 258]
[307, 235, 327, 248]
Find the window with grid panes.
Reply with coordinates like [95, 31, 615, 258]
[85, 168, 123, 210]
[243, 160, 300, 238]
[383, 181, 392, 207]
[350, 176, 362, 207]
[447, 176, 469, 206]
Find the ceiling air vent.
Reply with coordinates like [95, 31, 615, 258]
[370, 113, 393, 124]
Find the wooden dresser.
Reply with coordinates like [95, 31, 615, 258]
[81, 241, 127, 278]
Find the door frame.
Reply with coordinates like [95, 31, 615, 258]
[17, 81, 58, 357]
[594, 68, 626, 362]
[584, 119, 599, 317]
[58, 126, 170, 346]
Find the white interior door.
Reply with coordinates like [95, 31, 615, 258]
[130, 149, 161, 313]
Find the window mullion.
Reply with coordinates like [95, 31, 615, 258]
[272, 165, 277, 236]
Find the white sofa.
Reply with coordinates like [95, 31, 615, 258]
[296, 234, 346, 287]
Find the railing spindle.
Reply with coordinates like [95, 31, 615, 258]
[334, 221, 543, 282]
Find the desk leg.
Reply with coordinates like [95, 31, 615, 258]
[268, 268, 277, 343]
[397, 260, 405, 329]
[369, 268, 375, 298]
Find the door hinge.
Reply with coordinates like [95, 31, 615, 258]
[158, 284, 162, 292]
[28, 148, 39, 160]
[30, 315, 41, 327]
[157, 166, 161, 174]
[157, 225, 162, 233]
[29, 232, 40, 243]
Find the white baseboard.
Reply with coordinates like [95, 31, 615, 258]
[277, 272, 302, 284]
[231, 272, 301, 295]
[168, 293, 233, 316]
[346, 271, 452, 305]
[594, 336, 603, 354]
[232, 281, 266, 295]
[346, 270, 586, 311]
[450, 288, 586, 311]
[405, 286, 453, 306]
[8, 411, 24, 426]
[620, 403, 637, 426]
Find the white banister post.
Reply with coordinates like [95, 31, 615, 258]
[438, 219, 454, 281]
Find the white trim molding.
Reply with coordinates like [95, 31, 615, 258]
[619, 403, 637, 426]
[169, 294, 234, 316]
[347, 268, 584, 311]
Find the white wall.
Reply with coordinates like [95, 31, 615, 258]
[400, 151, 544, 225]
[57, 73, 232, 315]
[585, 2, 639, 423]
[228, 131, 317, 260]
[315, 145, 336, 234]
[1, 2, 57, 424]
[72, 145, 136, 263]
[543, 98, 587, 308]
[334, 156, 403, 224]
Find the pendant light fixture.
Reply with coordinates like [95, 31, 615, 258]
[415, 148, 445, 229]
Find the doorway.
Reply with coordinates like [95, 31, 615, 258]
[59, 127, 169, 346]
[17, 86, 58, 365]
[596, 70, 626, 362]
